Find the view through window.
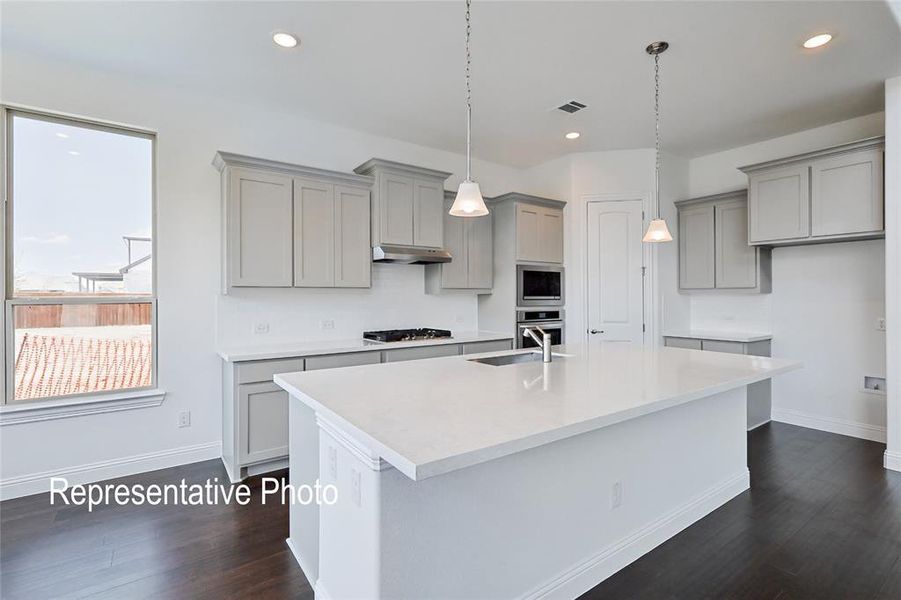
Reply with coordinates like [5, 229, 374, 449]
[7, 111, 155, 402]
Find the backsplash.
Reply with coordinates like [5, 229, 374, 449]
[216, 263, 480, 347]
[690, 294, 772, 332]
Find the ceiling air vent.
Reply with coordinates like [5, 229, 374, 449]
[557, 100, 587, 114]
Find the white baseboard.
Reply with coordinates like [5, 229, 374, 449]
[286, 537, 317, 589]
[885, 450, 901, 472]
[772, 408, 886, 443]
[522, 469, 750, 600]
[0, 441, 222, 500]
[748, 418, 771, 431]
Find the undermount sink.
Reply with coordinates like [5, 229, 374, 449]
[469, 352, 547, 366]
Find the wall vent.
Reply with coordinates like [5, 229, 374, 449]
[557, 100, 587, 114]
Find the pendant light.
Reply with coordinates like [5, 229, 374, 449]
[642, 41, 673, 243]
[449, 0, 489, 217]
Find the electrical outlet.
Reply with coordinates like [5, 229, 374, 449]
[877, 318, 886, 331]
[253, 322, 269, 334]
[177, 410, 191, 428]
[351, 469, 362, 507]
[321, 319, 335, 330]
[611, 481, 623, 509]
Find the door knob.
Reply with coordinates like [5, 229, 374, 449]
[589, 329, 604, 334]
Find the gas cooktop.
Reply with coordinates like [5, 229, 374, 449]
[362, 328, 453, 343]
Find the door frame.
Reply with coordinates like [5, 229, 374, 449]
[582, 193, 657, 346]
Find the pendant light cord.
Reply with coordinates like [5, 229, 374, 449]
[654, 51, 661, 219]
[465, 0, 472, 182]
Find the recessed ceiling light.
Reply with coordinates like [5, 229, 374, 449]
[803, 33, 833, 49]
[68, 150, 80, 156]
[56, 132, 69, 139]
[272, 32, 299, 48]
[565, 132, 581, 140]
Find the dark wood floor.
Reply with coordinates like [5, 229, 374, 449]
[1, 422, 899, 599]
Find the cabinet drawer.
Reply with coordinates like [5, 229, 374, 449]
[238, 382, 289, 464]
[382, 344, 461, 362]
[701, 340, 746, 355]
[664, 337, 702, 350]
[236, 357, 306, 384]
[462, 340, 513, 355]
[305, 352, 381, 371]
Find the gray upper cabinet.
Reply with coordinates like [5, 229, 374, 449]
[426, 194, 493, 293]
[224, 167, 294, 288]
[354, 159, 452, 251]
[741, 137, 884, 246]
[678, 204, 715, 290]
[515, 202, 564, 264]
[677, 191, 771, 293]
[214, 152, 373, 292]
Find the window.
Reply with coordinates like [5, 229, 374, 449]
[4, 109, 156, 404]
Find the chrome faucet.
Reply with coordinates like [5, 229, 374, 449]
[522, 326, 553, 363]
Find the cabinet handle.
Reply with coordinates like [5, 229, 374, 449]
[589, 329, 604, 334]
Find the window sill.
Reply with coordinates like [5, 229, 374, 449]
[0, 389, 167, 426]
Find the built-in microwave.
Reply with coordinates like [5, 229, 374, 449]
[516, 265, 564, 306]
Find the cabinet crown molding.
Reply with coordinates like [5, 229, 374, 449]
[353, 158, 452, 182]
[490, 192, 566, 208]
[212, 151, 374, 188]
[675, 189, 747, 208]
[738, 136, 885, 174]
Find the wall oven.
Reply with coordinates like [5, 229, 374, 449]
[516, 309, 565, 349]
[516, 265, 564, 306]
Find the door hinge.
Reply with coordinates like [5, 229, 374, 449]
[641, 266, 646, 277]
[643, 323, 646, 333]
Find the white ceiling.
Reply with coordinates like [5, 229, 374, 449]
[2, 1, 899, 167]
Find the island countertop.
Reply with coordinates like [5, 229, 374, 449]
[274, 343, 800, 481]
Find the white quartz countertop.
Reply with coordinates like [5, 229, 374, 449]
[217, 331, 513, 362]
[663, 330, 773, 343]
[274, 343, 800, 481]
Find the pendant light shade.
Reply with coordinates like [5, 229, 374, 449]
[450, 0, 489, 218]
[642, 218, 673, 243]
[642, 41, 673, 244]
[450, 180, 489, 216]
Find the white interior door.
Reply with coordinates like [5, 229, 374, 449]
[586, 200, 645, 344]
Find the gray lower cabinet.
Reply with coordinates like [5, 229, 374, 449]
[221, 338, 513, 481]
[214, 152, 374, 291]
[664, 335, 773, 430]
[676, 191, 771, 293]
[741, 137, 884, 246]
[425, 194, 493, 293]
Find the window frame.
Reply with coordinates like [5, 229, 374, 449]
[1, 105, 159, 407]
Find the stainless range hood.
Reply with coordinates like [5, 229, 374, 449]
[372, 245, 452, 264]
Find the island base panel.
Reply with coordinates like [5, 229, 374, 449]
[311, 386, 749, 599]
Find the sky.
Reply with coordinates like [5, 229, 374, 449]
[12, 114, 153, 294]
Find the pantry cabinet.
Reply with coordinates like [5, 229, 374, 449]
[354, 158, 452, 250]
[425, 193, 493, 293]
[741, 137, 884, 246]
[214, 152, 374, 292]
[676, 191, 771, 293]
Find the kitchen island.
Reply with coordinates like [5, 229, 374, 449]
[275, 343, 800, 599]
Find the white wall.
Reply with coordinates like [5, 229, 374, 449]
[885, 77, 901, 470]
[0, 50, 524, 496]
[687, 111, 888, 441]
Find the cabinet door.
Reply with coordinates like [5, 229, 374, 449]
[679, 204, 715, 289]
[715, 199, 757, 289]
[467, 213, 493, 289]
[227, 168, 294, 287]
[748, 165, 810, 243]
[441, 202, 469, 288]
[293, 178, 335, 287]
[238, 382, 289, 464]
[379, 173, 414, 245]
[335, 185, 371, 288]
[413, 178, 444, 248]
[811, 148, 884, 237]
[515, 204, 541, 262]
[382, 344, 461, 362]
[538, 207, 564, 263]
